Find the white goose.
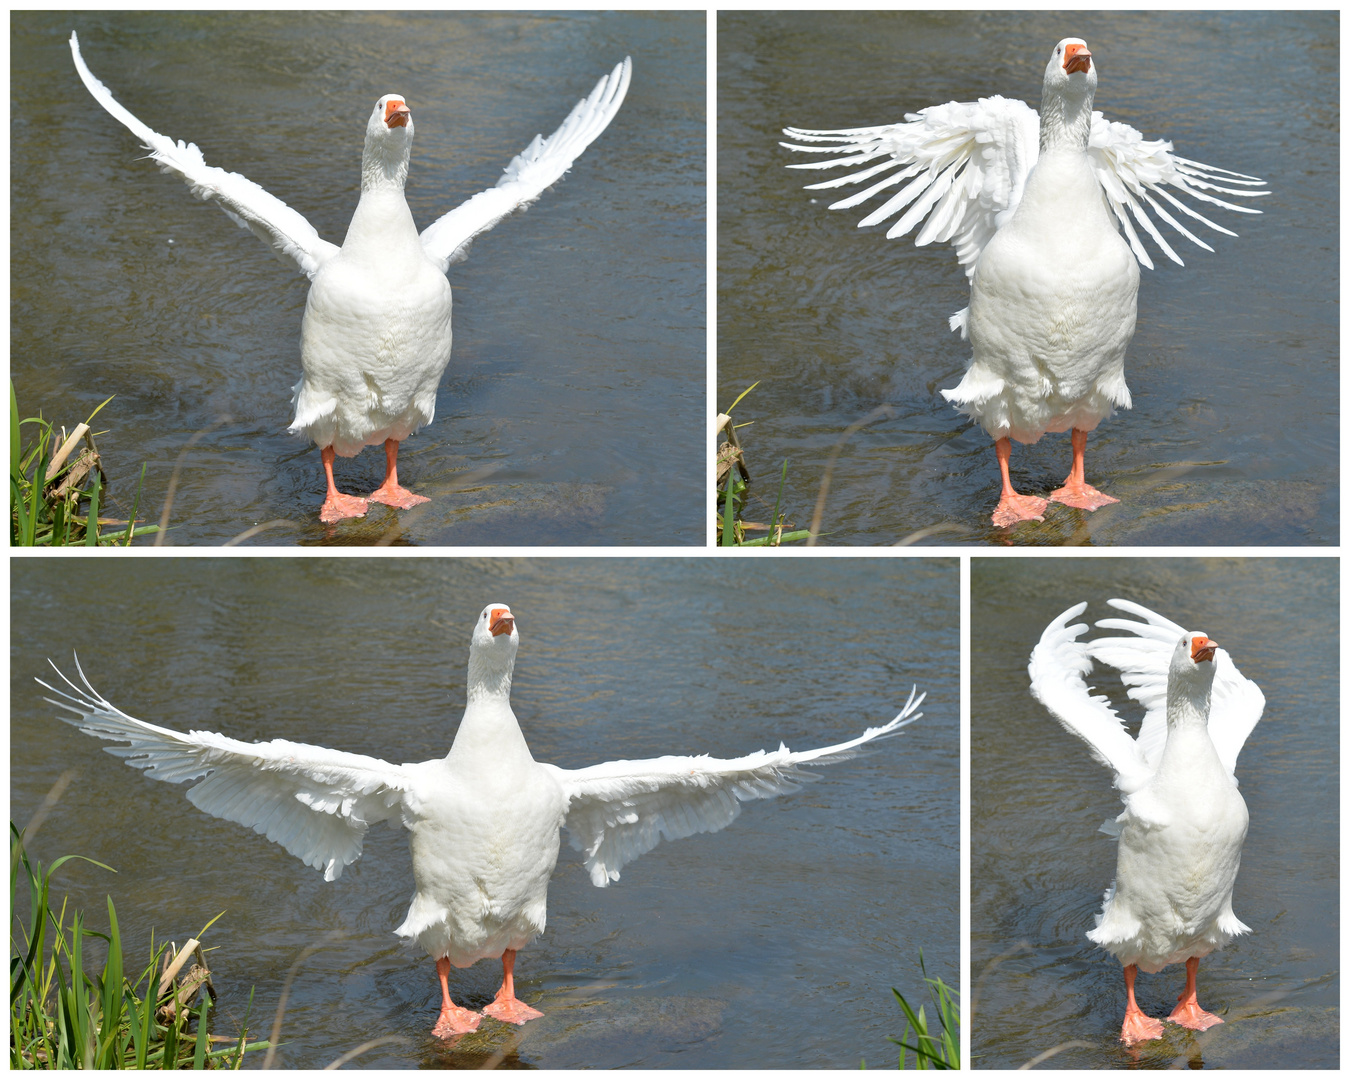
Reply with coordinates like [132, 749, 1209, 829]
[69, 33, 631, 524]
[1029, 599, 1264, 1045]
[783, 38, 1267, 528]
[39, 603, 922, 1038]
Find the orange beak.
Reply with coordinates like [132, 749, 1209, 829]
[1063, 43, 1092, 75]
[385, 99, 410, 128]
[1190, 635, 1218, 663]
[489, 607, 514, 637]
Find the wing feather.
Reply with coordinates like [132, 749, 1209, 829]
[39, 657, 411, 881]
[419, 57, 631, 271]
[547, 688, 925, 887]
[1028, 603, 1150, 794]
[69, 32, 339, 279]
[783, 96, 1041, 280]
[1090, 599, 1264, 776]
[1087, 114, 1268, 270]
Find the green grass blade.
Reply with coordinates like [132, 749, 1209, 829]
[720, 466, 737, 546]
[725, 380, 759, 414]
[84, 472, 102, 546]
[193, 992, 212, 1069]
[96, 897, 124, 1067]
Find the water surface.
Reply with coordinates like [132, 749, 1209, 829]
[718, 11, 1338, 545]
[11, 557, 958, 1068]
[971, 558, 1338, 1068]
[13, 11, 705, 545]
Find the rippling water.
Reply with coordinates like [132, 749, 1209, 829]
[971, 558, 1339, 1068]
[11, 557, 958, 1068]
[13, 11, 705, 545]
[718, 11, 1338, 545]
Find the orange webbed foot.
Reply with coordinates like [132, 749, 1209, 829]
[482, 995, 543, 1025]
[1120, 1006, 1165, 1045]
[1049, 481, 1118, 511]
[319, 491, 369, 523]
[991, 492, 1048, 528]
[432, 1003, 483, 1038]
[1167, 997, 1224, 1032]
[368, 481, 430, 510]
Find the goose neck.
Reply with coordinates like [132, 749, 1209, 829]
[1039, 90, 1093, 155]
[362, 140, 410, 194]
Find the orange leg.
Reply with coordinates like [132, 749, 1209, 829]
[1049, 428, 1118, 511]
[318, 445, 369, 523]
[991, 436, 1048, 528]
[368, 438, 430, 510]
[431, 956, 482, 1038]
[1166, 956, 1224, 1032]
[482, 949, 543, 1025]
[1119, 963, 1164, 1045]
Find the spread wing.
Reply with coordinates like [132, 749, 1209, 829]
[1087, 113, 1269, 271]
[1028, 602, 1151, 795]
[39, 657, 411, 881]
[545, 687, 924, 887]
[69, 31, 340, 280]
[781, 95, 1041, 282]
[419, 57, 631, 272]
[1091, 598, 1265, 776]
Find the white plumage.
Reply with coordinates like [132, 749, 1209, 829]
[69, 32, 630, 523]
[783, 38, 1267, 527]
[40, 602, 922, 1036]
[1029, 598, 1264, 1044]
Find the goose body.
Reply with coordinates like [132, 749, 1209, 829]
[70, 33, 631, 523]
[1029, 598, 1264, 1044]
[783, 39, 1266, 528]
[40, 604, 923, 1037]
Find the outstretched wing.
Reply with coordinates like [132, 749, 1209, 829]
[1087, 113, 1269, 271]
[782, 95, 1041, 282]
[419, 57, 631, 272]
[70, 31, 340, 279]
[39, 657, 411, 880]
[546, 688, 925, 887]
[1028, 603, 1151, 795]
[1091, 598, 1265, 776]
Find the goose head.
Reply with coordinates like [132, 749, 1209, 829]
[1039, 37, 1096, 152]
[362, 93, 414, 191]
[1165, 628, 1220, 725]
[467, 603, 520, 701]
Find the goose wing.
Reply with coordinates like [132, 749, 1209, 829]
[39, 658, 411, 881]
[782, 95, 1041, 282]
[1091, 598, 1265, 776]
[544, 688, 924, 887]
[1028, 602, 1151, 794]
[69, 32, 340, 280]
[418, 57, 631, 272]
[1087, 113, 1268, 271]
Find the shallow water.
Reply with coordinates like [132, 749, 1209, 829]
[717, 11, 1338, 545]
[11, 557, 958, 1068]
[970, 558, 1339, 1068]
[13, 11, 705, 545]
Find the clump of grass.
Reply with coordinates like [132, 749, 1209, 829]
[717, 383, 809, 546]
[10, 822, 269, 1068]
[10, 381, 157, 546]
[867, 950, 959, 1070]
